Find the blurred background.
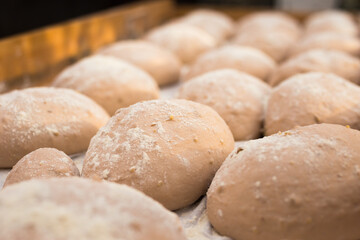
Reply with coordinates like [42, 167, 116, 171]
[1, 0, 359, 38]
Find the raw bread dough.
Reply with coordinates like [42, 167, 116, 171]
[179, 9, 235, 44]
[208, 123, 360, 240]
[304, 10, 358, 36]
[0, 177, 187, 240]
[3, 148, 79, 187]
[235, 11, 301, 62]
[183, 45, 276, 82]
[53, 55, 159, 115]
[237, 11, 301, 39]
[0, 87, 109, 167]
[145, 23, 217, 64]
[289, 33, 360, 57]
[265, 72, 360, 135]
[82, 99, 234, 210]
[269, 49, 360, 86]
[98, 40, 181, 86]
[233, 30, 297, 62]
[178, 69, 271, 140]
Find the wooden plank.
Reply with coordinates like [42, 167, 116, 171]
[0, 0, 174, 93]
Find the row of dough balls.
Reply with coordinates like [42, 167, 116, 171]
[52, 10, 360, 118]
[0, 98, 235, 239]
[179, 69, 360, 141]
[1, 97, 234, 207]
[52, 43, 360, 121]
[145, 9, 360, 64]
[2, 123, 360, 239]
[5, 69, 360, 167]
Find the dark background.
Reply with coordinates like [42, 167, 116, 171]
[0, 0, 358, 39]
[0, 0, 135, 38]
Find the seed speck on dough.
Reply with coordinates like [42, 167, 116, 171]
[129, 166, 136, 173]
[236, 147, 243, 154]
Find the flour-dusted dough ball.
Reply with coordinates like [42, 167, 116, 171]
[53, 55, 159, 115]
[0, 87, 109, 168]
[183, 45, 276, 82]
[3, 148, 79, 187]
[290, 33, 360, 57]
[305, 10, 358, 36]
[0, 177, 186, 240]
[82, 99, 234, 210]
[233, 30, 297, 62]
[207, 123, 360, 240]
[234, 12, 301, 62]
[265, 72, 360, 135]
[178, 69, 271, 140]
[145, 23, 217, 64]
[237, 11, 301, 39]
[270, 49, 360, 86]
[98, 40, 181, 86]
[179, 9, 235, 43]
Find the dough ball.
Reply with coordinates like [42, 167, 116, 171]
[183, 45, 276, 82]
[53, 55, 159, 115]
[233, 30, 298, 62]
[145, 23, 217, 64]
[82, 99, 234, 210]
[207, 123, 360, 240]
[237, 11, 301, 39]
[304, 10, 358, 36]
[265, 72, 360, 135]
[179, 9, 235, 43]
[3, 148, 79, 187]
[0, 177, 186, 240]
[0, 87, 109, 168]
[178, 69, 271, 140]
[98, 40, 181, 86]
[289, 33, 360, 57]
[269, 49, 360, 86]
[234, 12, 300, 62]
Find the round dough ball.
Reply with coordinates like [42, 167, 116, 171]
[304, 10, 358, 36]
[233, 30, 298, 62]
[0, 87, 109, 168]
[3, 148, 79, 187]
[145, 23, 217, 64]
[178, 69, 271, 140]
[237, 11, 301, 39]
[82, 99, 234, 210]
[207, 123, 360, 240]
[98, 40, 181, 86]
[0, 177, 186, 240]
[179, 9, 235, 43]
[265, 72, 360, 135]
[269, 49, 360, 86]
[290, 33, 360, 57]
[53, 55, 159, 115]
[183, 45, 276, 82]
